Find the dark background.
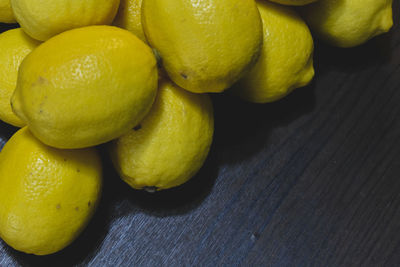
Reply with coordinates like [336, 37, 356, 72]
[1, 3, 400, 266]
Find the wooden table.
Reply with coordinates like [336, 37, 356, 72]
[1, 4, 400, 266]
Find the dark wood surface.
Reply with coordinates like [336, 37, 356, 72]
[1, 4, 400, 266]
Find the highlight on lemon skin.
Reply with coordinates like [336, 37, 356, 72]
[232, 0, 314, 103]
[0, 28, 40, 127]
[11, 25, 158, 149]
[0, 0, 16, 23]
[301, 0, 393, 48]
[10, 0, 121, 41]
[110, 79, 214, 191]
[0, 127, 102, 255]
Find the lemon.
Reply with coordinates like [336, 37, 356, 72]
[113, 0, 146, 43]
[0, 28, 39, 127]
[301, 0, 393, 47]
[110, 79, 214, 191]
[11, 26, 158, 149]
[232, 1, 314, 103]
[269, 0, 318, 5]
[10, 0, 120, 41]
[142, 0, 263, 93]
[0, 127, 102, 255]
[0, 0, 15, 23]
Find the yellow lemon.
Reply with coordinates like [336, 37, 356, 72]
[142, 0, 263, 93]
[0, 28, 39, 127]
[11, 26, 158, 149]
[232, 1, 314, 103]
[0, 127, 102, 255]
[269, 0, 318, 5]
[301, 0, 393, 47]
[110, 79, 214, 191]
[10, 0, 120, 41]
[113, 0, 146, 43]
[0, 0, 15, 23]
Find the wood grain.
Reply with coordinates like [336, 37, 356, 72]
[0, 3, 400, 266]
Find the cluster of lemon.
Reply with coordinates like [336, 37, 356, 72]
[0, 0, 393, 256]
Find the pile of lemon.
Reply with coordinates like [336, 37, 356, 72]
[0, 0, 393, 256]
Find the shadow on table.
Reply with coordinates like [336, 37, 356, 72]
[313, 25, 396, 75]
[212, 80, 317, 165]
[116, 79, 318, 217]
